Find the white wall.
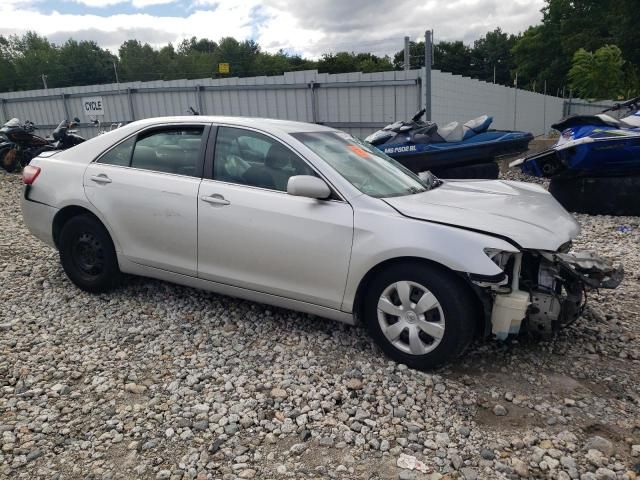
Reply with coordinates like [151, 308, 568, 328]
[429, 69, 565, 137]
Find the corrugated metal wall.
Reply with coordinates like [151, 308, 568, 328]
[1, 68, 570, 140]
[428, 70, 566, 136]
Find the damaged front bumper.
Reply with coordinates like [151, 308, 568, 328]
[471, 249, 623, 339]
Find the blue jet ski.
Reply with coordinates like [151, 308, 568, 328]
[365, 108, 533, 174]
[512, 96, 640, 178]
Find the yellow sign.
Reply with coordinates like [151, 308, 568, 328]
[218, 63, 230, 74]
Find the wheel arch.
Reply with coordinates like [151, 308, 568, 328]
[351, 256, 487, 336]
[52, 205, 112, 250]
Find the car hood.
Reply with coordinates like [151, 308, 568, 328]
[384, 179, 580, 251]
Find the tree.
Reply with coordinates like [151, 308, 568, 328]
[0, 36, 18, 92]
[55, 40, 117, 86]
[568, 45, 625, 99]
[470, 29, 517, 85]
[434, 41, 472, 77]
[11, 32, 60, 90]
[118, 40, 161, 82]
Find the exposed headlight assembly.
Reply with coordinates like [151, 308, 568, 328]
[484, 248, 512, 270]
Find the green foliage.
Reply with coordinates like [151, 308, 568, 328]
[2, 1, 640, 97]
[434, 41, 471, 77]
[317, 52, 392, 74]
[470, 29, 518, 84]
[512, 0, 640, 94]
[568, 45, 625, 100]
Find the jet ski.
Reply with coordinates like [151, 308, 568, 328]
[365, 109, 533, 176]
[510, 97, 640, 216]
[511, 96, 640, 178]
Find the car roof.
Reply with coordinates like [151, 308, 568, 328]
[126, 116, 338, 135]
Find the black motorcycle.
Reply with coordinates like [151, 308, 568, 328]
[0, 117, 86, 172]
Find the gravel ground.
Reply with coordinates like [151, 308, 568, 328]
[1, 169, 639, 480]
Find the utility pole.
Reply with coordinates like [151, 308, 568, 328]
[41, 74, 48, 90]
[404, 36, 410, 71]
[493, 64, 496, 84]
[424, 29, 433, 121]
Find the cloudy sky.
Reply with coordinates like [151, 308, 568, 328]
[1, 0, 545, 57]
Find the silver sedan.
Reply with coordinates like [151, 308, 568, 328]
[20, 116, 622, 368]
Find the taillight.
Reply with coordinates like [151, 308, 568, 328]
[22, 165, 41, 185]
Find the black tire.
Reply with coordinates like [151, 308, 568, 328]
[59, 214, 121, 293]
[0, 149, 19, 173]
[549, 175, 640, 216]
[430, 161, 499, 180]
[363, 262, 477, 370]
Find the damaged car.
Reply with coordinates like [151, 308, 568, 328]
[20, 116, 623, 369]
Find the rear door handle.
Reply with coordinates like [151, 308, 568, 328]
[201, 194, 230, 206]
[90, 174, 112, 184]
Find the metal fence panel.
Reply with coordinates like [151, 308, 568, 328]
[2, 68, 569, 141]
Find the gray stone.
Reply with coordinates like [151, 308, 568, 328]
[480, 448, 495, 460]
[493, 404, 508, 416]
[461, 467, 478, 480]
[584, 436, 614, 457]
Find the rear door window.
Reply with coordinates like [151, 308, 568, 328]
[98, 137, 135, 167]
[131, 127, 204, 176]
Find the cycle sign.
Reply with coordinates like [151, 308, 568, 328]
[82, 96, 104, 116]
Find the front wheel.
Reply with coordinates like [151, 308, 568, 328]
[363, 263, 477, 370]
[59, 214, 121, 293]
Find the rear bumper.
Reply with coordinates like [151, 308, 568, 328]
[20, 186, 58, 249]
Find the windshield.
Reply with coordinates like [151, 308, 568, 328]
[291, 131, 438, 198]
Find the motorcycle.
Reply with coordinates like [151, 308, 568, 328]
[365, 108, 533, 179]
[91, 118, 123, 135]
[0, 117, 86, 172]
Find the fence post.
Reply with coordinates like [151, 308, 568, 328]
[0, 98, 7, 124]
[61, 93, 70, 121]
[404, 36, 410, 71]
[513, 73, 518, 130]
[195, 85, 204, 115]
[542, 80, 547, 137]
[424, 30, 433, 121]
[308, 81, 318, 123]
[127, 88, 136, 121]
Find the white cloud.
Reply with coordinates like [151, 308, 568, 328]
[71, 0, 177, 7]
[0, 0, 545, 58]
[131, 0, 178, 8]
[71, 0, 128, 7]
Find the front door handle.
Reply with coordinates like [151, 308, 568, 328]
[90, 174, 112, 184]
[201, 194, 230, 206]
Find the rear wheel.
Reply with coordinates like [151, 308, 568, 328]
[59, 214, 121, 293]
[363, 263, 476, 369]
[0, 149, 19, 173]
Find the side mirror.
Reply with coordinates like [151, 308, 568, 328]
[287, 175, 331, 199]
